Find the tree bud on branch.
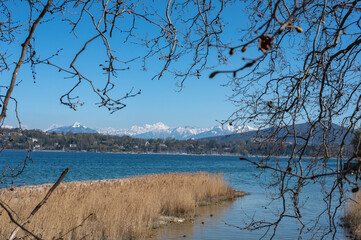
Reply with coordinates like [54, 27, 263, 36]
[229, 48, 235, 55]
[209, 71, 219, 78]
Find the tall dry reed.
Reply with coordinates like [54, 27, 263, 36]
[343, 191, 361, 239]
[0, 172, 240, 239]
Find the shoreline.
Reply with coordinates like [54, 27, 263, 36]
[3, 149, 319, 159]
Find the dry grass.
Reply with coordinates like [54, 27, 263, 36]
[343, 192, 361, 239]
[0, 172, 242, 240]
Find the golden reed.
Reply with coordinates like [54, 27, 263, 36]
[0, 172, 242, 239]
[343, 191, 361, 239]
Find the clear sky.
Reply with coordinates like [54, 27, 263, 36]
[1, 1, 252, 130]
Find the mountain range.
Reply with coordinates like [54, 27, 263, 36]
[45, 122, 256, 140]
[202, 122, 355, 144]
[44, 121, 355, 144]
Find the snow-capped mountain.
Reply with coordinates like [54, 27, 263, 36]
[1, 125, 15, 129]
[44, 124, 63, 132]
[192, 125, 255, 139]
[97, 122, 255, 140]
[45, 122, 98, 134]
[45, 122, 255, 139]
[97, 122, 171, 136]
[133, 123, 205, 140]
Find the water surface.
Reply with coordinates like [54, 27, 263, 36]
[0, 151, 348, 239]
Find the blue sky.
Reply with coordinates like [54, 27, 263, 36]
[1, 1, 252, 130]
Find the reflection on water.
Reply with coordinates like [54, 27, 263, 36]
[155, 200, 236, 240]
[156, 192, 347, 240]
[155, 196, 284, 240]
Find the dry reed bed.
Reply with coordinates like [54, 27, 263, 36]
[0, 172, 243, 239]
[343, 191, 361, 239]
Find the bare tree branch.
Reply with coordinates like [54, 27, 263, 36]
[9, 167, 71, 240]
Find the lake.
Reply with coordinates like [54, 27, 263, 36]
[0, 151, 348, 239]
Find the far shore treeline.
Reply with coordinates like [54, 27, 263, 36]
[0, 128, 354, 156]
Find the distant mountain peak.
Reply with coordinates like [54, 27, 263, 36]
[141, 122, 170, 130]
[45, 122, 97, 134]
[72, 122, 82, 128]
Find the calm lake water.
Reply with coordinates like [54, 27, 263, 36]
[0, 151, 348, 239]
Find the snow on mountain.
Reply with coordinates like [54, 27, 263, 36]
[45, 121, 254, 139]
[236, 125, 257, 132]
[44, 124, 62, 132]
[1, 125, 15, 129]
[97, 122, 171, 136]
[97, 122, 255, 140]
[192, 126, 231, 139]
[72, 122, 82, 128]
[191, 125, 257, 139]
[96, 127, 131, 136]
[45, 122, 98, 134]
[131, 122, 170, 135]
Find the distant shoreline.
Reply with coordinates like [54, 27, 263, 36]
[3, 149, 304, 158]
